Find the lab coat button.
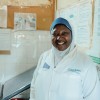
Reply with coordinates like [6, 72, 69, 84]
[54, 66, 56, 68]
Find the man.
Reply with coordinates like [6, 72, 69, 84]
[30, 17, 100, 100]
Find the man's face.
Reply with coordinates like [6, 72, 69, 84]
[51, 24, 72, 51]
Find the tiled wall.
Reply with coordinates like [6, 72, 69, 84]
[0, 30, 51, 83]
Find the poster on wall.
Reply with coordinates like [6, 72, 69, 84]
[56, 0, 92, 49]
[88, 0, 100, 65]
[14, 13, 36, 30]
[0, 6, 7, 28]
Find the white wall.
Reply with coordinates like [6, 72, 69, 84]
[0, 0, 52, 83]
[0, 30, 51, 83]
[0, 0, 50, 6]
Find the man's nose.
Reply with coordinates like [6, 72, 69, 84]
[56, 36, 60, 40]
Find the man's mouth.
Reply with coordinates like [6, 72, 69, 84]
[57, 41, 65, 45]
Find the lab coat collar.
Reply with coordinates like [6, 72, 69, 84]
[45, 46, 78, 72]
[55, 46, 77, 72]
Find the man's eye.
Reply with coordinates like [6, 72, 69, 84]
[62, 32, 68, 35]
[53, 32, 58, 36]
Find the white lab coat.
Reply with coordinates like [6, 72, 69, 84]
[29, 46, 100, 100]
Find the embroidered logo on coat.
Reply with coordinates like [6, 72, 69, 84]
[67, 68, 81, 74]
[43, 63, 50, 69]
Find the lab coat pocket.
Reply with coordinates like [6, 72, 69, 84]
[59, 71, 83, 99]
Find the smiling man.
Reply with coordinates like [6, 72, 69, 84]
[51, 24, 72, 51]
[29, 17, 100, 100]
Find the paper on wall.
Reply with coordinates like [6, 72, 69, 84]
[0, 6, 7, 28]
[56, 0, 92, 49]
[14, 13, 36, 30]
